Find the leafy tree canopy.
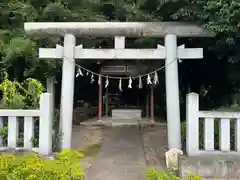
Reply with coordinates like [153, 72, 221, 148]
[0, 0, 239, 108]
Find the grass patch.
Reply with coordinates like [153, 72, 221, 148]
[147, 168, 203, 180]
[80, 143, 102, 157]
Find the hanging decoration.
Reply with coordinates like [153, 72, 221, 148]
[138, 76, 143, 89]
[91, 73, 95, 84]
[76, 68, 83, 77]
[147, 74, 152, 85]
[105, 76, 109, 88]
[74, 57, 179, 89]
[153, 71, 159, 85]
[128, 76, 132, 88]
[119, 78, 122, 91]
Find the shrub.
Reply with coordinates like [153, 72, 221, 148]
[0, 72, 45, 109]
[0, 149, 84, 180]
[147, 168, 202, 180]
[147, 168, 181, 180]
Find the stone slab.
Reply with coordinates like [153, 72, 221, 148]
[179, 155, 240, 180]
[24, 22, 215, 37]
[112, 109, 142, 120]
[85, 126, 147, 180]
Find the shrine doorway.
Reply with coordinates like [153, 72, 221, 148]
[99, 73, 156, 122]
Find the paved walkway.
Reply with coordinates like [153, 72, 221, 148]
[85, 126, 147, 180]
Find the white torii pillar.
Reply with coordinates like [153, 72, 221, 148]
[165, 34, 182, 149]
[39, 34, 77, 149]
[60, 34, 76, 149]
[160, 34, 203, 150]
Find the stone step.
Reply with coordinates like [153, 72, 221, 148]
[112, 109, 142, 120]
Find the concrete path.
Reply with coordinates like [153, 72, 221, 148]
[85, 126, 147, 180]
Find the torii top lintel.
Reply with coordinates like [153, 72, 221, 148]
[24, 22, 215, 37]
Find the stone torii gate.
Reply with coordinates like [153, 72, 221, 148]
[24, 22, 214, 150]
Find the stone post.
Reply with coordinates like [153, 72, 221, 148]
[39, 93, 53, 155]
[186, 93, 199, 155]
[46, 76, 55, 124]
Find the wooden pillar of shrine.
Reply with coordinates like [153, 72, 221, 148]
[105, 87, 109, 117]
[146, 88, 149, 118]
[150, 85, 155, 122]
[98, 76, 102, 122]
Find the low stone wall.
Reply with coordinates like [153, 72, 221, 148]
[179, 155, 240, 179]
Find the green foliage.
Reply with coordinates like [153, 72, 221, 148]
[0, 126, 8, 145]
[23, 78, 45, 109]
[3, 37, 36, 68]
[169, 0, 240, 56]
[203, 0, 240, 34]
[0, 72, 26, 109]
[147, 168, 181, 180]
[147, 168, 203, 180]
[0, 149, 84, 179]
[0, 72, 45, 109]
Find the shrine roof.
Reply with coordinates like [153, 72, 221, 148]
[24, 22, 215, 37]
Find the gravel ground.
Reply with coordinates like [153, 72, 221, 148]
[140, 124, 168, 171]
[71, 125, 110, 171]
